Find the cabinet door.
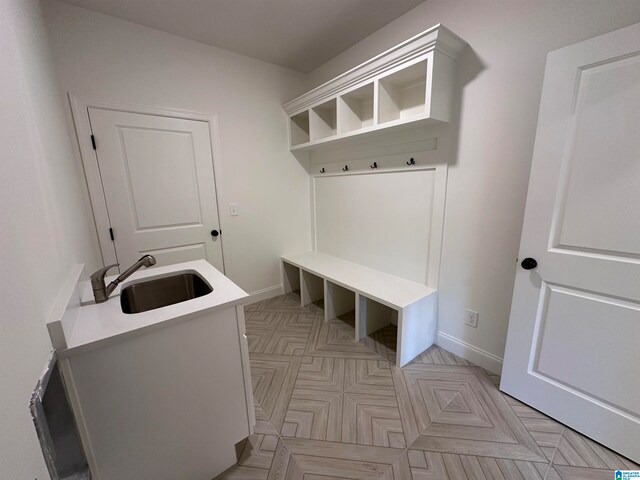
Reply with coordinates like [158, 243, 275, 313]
[67, 308, 251, 480]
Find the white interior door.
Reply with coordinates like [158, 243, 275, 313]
[88, 108, 224, 272]
[501, 24, 640, 462]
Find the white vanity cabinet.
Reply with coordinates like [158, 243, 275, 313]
[49, 260, 253, 480]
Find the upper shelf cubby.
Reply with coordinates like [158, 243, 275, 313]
[379, 60, 427, 124]
[290, 110, 310, 146]
[310, 99, 337, 140]
[284, 24, 466, 152]
[338, 83, 374, 134]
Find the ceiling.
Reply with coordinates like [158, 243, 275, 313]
[60, 0, 425, 73]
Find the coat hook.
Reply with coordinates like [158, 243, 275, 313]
[370, 162, 378, 169]
[407, 157, 416, 166]
[342, 165, 349, 172]
[320, 168, 325, 173]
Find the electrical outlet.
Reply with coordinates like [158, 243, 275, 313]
[465, 309, 479, 328]
[229, 203, 239, 216]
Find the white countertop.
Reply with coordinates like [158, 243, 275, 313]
[61, 260, 248, 356]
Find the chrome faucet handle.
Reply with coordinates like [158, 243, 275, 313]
[90, 257, 154, 303]
[90, 263, 119, 289]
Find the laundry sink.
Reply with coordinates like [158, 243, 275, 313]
[120, 272, 213, 314]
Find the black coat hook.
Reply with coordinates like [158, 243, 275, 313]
[407, 157, 416, 166]
[370, 162, 378, 169]
[342, 165, 349, 172]
[320, 168, 325, 173]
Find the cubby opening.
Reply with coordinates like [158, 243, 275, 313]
[290, 111, 310, 146]
[310, 99, 337, 140]
[282, 261, 301, 296]
[325, 281, 356, 326]
[378, 60, 428, 124]
[337, 83, 374, 134]
[357, 295, 398, 346]
[300, 270, 324, 309]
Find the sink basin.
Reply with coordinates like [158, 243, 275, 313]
[120, 272, 213, 314]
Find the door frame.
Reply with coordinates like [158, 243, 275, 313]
[68, 94, 227, 272]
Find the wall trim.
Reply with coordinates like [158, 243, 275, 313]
[283, 24, 466, 115]
[246, 284, 284, 305]
[436, 331, 504, 375]
[308, 128, 448, 290]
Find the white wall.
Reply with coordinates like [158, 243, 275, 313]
[43, 0, 311, 298]
[308, 1, 640, 365]
[314, 169, 436, 285]
[0, 0, 101, 477]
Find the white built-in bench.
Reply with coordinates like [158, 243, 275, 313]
[281, 251, 437, 367]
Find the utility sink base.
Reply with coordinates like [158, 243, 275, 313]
[52, 260, 253, 480]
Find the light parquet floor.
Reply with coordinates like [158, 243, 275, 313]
[216, 293, 638, 480]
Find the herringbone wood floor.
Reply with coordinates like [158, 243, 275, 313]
[216, 293, 638, 480]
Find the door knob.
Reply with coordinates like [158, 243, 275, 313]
[521, 258, 537, 270]
[211, 229, 219, 237]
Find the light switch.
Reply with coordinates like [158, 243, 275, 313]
[229, 203, 239, 216]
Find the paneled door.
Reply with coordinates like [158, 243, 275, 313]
[501, 24, 640, 462]
[88, 108, 224, 272]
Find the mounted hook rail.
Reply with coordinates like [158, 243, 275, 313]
[407, 157, 416, 166]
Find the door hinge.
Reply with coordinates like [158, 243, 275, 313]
[109, 228, 114, 241]
[90, 135, 97, 150]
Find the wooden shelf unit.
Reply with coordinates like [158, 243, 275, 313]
[284, 24, 466, 152]
[281, 251, 437, 367]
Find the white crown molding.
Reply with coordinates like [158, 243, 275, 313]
[283, 24, 467, 115]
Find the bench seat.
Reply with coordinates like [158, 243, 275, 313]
[281, 251, 437, 366]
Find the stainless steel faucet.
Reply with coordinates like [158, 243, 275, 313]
[90, 255, 157, 303]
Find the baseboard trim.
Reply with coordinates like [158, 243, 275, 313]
[436, 331, 504, 375]
[247, 284, 284, 304]
[241, 289, 505, 375]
